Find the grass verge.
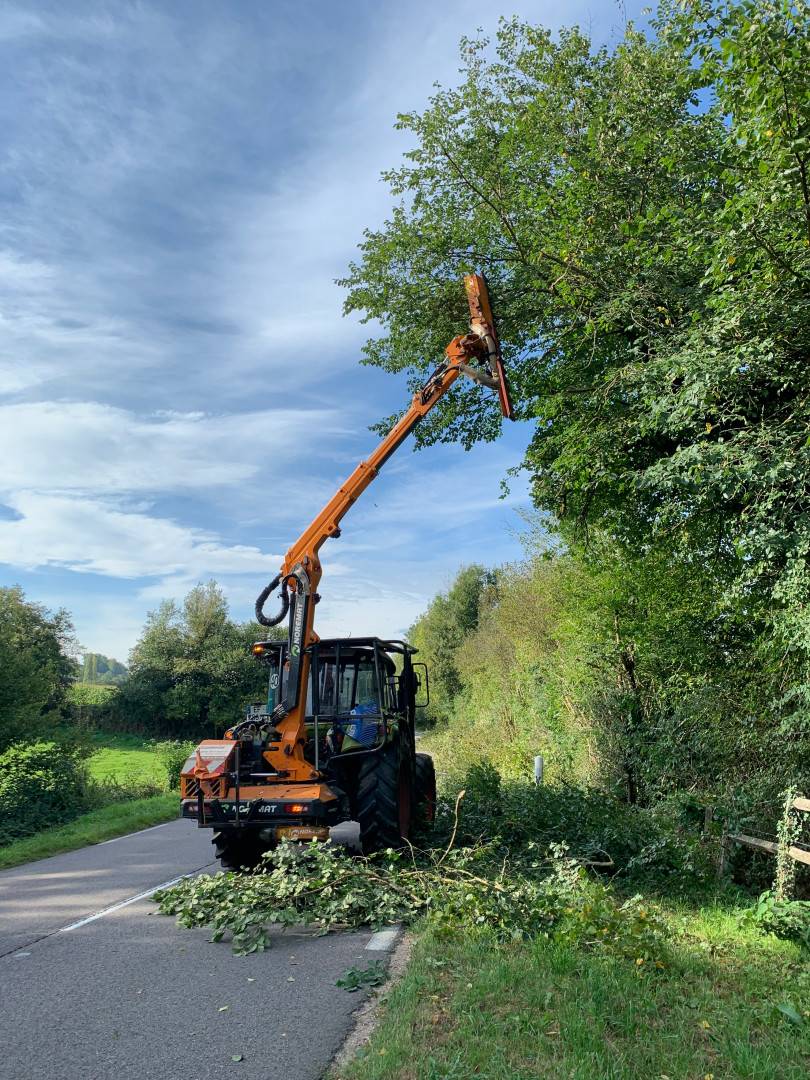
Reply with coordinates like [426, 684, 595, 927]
[0, 792, 178, 870]
[88, 731, 163, 785]
[337, 904, 810, 1080]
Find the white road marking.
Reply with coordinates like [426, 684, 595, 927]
[58, 875, 186, 933]
[97, 823, 169, 845]
[365, 928, 399, 951]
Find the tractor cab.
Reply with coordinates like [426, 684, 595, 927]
[250, 637, 426, 761]
[180, 637, 433, 867]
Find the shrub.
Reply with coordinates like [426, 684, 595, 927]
[0, 741, 91, 845]
[150, 740, 196, 790]
[436, 763, 714, 891]
[748, 890, 810, 948]
[84, 775, 164, 807]
[64, 683, 126, 733]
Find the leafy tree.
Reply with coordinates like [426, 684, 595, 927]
[343, 1, 810, 809]
[117, 582, 279, 738]
[343, 0, 808, 564]
[80, 653, 128, 686]
[408, 565, 494, 723]
[0, 587, 79, 751]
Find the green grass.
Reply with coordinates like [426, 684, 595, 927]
[0, 793, 179, 870]
[88, 732, 164, 785]
[338, 903, 810, 1080]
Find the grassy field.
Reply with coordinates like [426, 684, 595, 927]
[0, 733, 186, 869]
[87, 732, 165, 785]
[0, 793, 178, 870]
[338, 903, 810, 1080]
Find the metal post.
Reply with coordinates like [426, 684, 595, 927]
[533, 755, 544, 786]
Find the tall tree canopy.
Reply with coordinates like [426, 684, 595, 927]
[80, 653, 128, 686]
[408, 564, 494, 723]
[0, 587, 78, 751]
[342, 0, 810, 732]
[117, 581, 279, 738]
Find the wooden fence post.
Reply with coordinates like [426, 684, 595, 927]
[775, 788, 800, 901]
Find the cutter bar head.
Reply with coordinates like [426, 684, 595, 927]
[463, 273, 514, 420]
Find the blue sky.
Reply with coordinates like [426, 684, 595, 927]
[0, 1, 641, 662]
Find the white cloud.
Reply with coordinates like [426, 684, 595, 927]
[0, 491, 283, 578]
[0, 400, 340, 494]
[0, 394, 367, 586]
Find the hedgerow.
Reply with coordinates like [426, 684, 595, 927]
[0, 738, 167, 847]
[436, 764, 715, 891]
[0, 741, 91, 845]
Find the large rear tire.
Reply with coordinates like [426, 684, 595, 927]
[212, 830, 268, 871]
[414, 752, 437, 827]
[357, 741, 413, 854]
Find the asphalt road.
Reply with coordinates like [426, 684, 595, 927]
[0, 819, 391, 1080]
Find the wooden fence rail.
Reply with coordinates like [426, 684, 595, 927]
[725, 797, 810, 867]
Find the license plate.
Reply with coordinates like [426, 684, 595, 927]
[276, 826, 329, 842]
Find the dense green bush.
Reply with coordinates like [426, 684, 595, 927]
[65, 684, 119, 730]
[0, 737, 169, 846]
[0, 741, 91, 845]
[150, 740, 195, 790]
[747, 890, 810, 948]
[419, 543, 808, 842]
[86, 773, 165, 806]
[440, 764, 715, 892]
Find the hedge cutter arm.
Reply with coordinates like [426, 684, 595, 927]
[252, 274, 513, 782]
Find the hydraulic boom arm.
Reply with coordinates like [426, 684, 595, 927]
[253, 274, 512, 782]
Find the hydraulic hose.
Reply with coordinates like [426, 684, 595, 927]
[255, 573, 290, 627]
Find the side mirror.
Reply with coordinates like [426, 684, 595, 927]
[412, 662, 429, 709]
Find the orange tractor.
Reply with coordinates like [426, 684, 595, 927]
[180, 275, 513, 868]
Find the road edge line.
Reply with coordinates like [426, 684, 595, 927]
[365, 927, 399, 951]
[58, 875, 187, 932]
[97, 823, 169, 845]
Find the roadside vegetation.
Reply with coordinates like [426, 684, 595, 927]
[346, 0, 810, 844]
[338, 912, 810, 1080]
[156, 768, 810, 1077]
[0, 579, 272, 862]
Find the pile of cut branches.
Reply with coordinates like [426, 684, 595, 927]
[154, 835, 667, 960]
